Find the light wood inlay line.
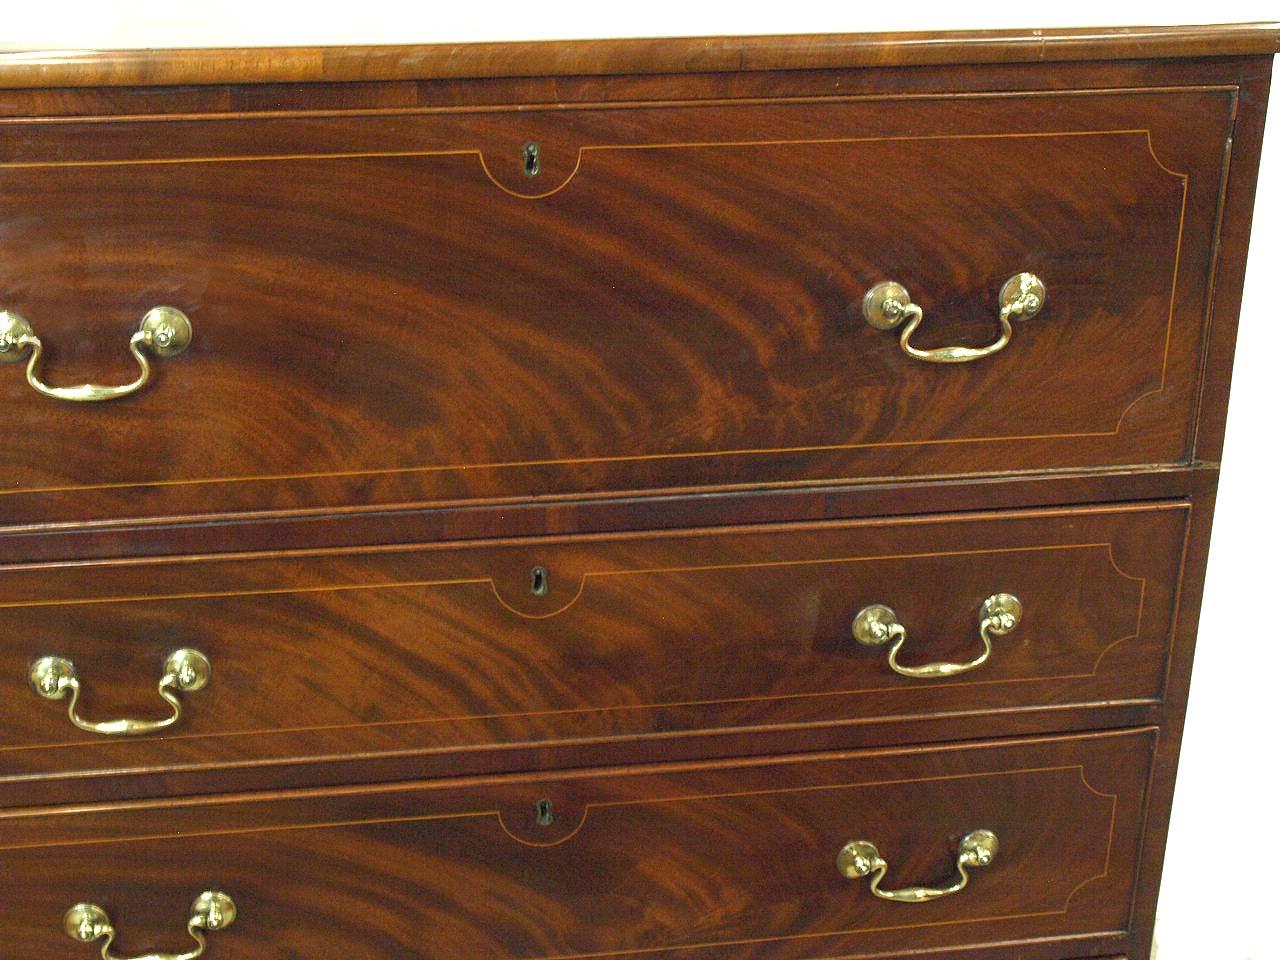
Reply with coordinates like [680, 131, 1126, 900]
[0, 82, 1241, 125]
[0, 540, 1130, 609]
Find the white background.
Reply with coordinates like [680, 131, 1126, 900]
[6, 3, 1276, 958]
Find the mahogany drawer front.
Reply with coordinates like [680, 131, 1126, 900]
[0, 729, 1153, 960]
[0, 503, 1185, 783]
[0, 87, 1234, 524]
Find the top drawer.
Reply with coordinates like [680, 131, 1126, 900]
[0, 87, 1234, 523]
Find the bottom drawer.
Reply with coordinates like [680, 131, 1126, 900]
[0, 729, 1153, 960]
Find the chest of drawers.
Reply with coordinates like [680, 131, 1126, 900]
[0, 22, 1275, 960]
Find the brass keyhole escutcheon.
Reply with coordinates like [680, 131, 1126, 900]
[535, 799, 554, 826]
[530, 566, 549, 597]
[523, 142, 541, 177]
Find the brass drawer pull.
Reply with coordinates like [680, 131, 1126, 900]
[29, 648, 211, 736]
[853, 593, 1021, 679]
[65, 891, 235, 960]
[0, 306, 191, 401]
[838, 829, 998, 902]
[862, 273, 1045, 363]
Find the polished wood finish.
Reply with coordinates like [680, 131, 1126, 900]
[0, 503, 1185, 786]
[0, 26, 1271, 960]
[0, 23, 1275, 88]
[0, 730, 1152, 960]
[0, 463, 1208, 564]
[0, 85, 1235, 524]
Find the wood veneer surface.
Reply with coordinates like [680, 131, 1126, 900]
[0, 730, 1152, 960]
[0, 29, 1270, 960]
[0, 86, 1236, 522]
[0, 503, 1185, 785]
[0, 22, 1275, 88]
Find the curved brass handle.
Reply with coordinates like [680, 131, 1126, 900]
[30, 648, 211, 736]
[0, 306, 191, 401]
[65, 891, 236, 960]
[838, 829, 998, 902]
[852, 593, 1021, 679]
[862, 273, 1045, 363]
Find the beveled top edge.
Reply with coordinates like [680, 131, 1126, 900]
[0, 22, 1276, 89]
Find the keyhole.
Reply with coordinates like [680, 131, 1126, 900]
[535, 799, 554, 826]
[522, 142, 541, 177]
[530, 566, 549, 597]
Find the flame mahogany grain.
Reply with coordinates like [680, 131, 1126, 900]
[0, 502, 1185, 791]
[0, 730, 1152, 960]
[0, 84, 1241, 524]
[0, 29, 1273, 960]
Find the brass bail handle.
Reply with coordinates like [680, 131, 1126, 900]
[852, 593, 1022, 679]
[0, 306, 192, 401]
[838, 829, 999, 902]
[862, 273, 1045, 363]
[30, 648, 212, 736]
[64, 891, 236, 960]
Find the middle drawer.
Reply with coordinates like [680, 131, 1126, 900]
[0, 502, 1185, 791]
